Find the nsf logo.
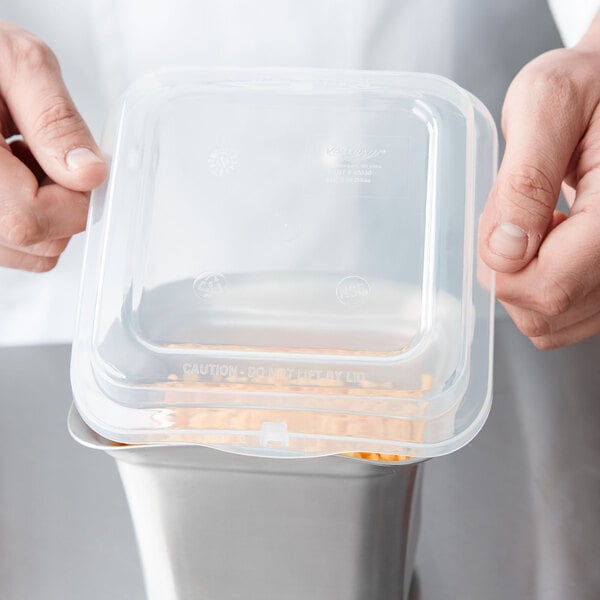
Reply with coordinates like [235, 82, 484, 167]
[336, 276, 371, 307]
[193, 272, 227, 300]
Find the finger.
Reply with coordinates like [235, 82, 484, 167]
[479, 59, 591, 274]
[0, 236, 70, 258]
[488, 210, 568, 302]
[528, 311, 600, 350]
[500, 284, 600, 338]
[0, 146, 89, 246]
[0, 22, 107, 192]
[24, 183, 88, 241]
[477, 211, 567, 297]
[494, 166, 600, 316]
[0, 243, 59, 272]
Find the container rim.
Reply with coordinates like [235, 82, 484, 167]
[67, 404, 426, 465]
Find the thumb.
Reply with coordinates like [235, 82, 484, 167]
[479, 59, 587, 274]
[0, 24, 106, 192]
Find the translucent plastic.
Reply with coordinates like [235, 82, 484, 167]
[71, 68, 498, 457]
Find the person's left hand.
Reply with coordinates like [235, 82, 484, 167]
[478, 34, 600, 349]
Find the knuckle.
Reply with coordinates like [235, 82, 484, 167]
[10, 33, 57, 73]
[33, 96, 84, 144]
[498, 165, 557, 221]
[535, 278, 578, 317]
[0, 212, 43, 247]
[539, 70, 578, 101]
[514, 310, 551, 338]
[522, 63, 580, 106]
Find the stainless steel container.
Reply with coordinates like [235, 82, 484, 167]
[69, 407, 423, 600]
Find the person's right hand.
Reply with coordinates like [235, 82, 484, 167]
[0, 20, 106, 272]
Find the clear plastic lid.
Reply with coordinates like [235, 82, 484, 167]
[71, 68, 497, 458]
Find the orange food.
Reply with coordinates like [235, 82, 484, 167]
[343, 452, 413, 462]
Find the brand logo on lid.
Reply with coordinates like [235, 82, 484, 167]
[325, 145, 386, 164]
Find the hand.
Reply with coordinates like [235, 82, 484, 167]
[0, 20, 106, 272]
[478, 17, 600, 349]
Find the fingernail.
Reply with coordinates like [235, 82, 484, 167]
[66, 147, 104, 171]
[489, 223, 528, 260]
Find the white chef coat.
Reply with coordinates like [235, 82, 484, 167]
[0, 0, 597, 346]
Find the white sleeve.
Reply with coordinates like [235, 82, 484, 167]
[547, 0, 600, 47]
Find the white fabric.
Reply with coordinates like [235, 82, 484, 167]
[0, 0, 596, 346]
[548, 0, 599, 46]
